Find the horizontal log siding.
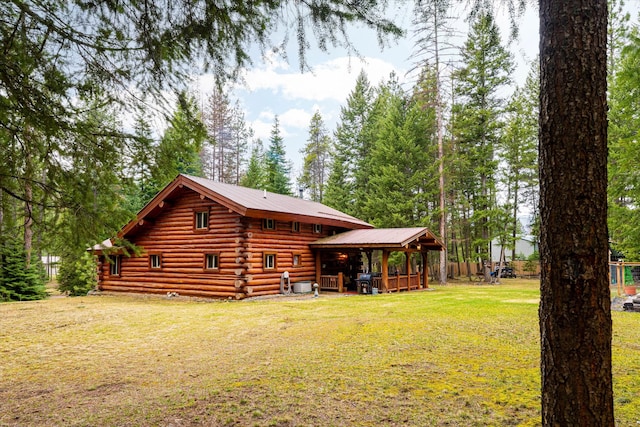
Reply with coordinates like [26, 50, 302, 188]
[98, 189, 338, 299]
[99, 191, 246, 299]
[242, 218, 333, 297]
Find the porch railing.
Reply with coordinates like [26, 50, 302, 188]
[319, 273, 343, 292]
[319, 273, 421, 293]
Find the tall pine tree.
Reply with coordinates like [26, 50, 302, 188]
[324, 71, 373, 215]
[151, 92, 206, 193]
[299, 111, 332, 202]
[451, 10, 513, 281]
[264, 117, 292, 195]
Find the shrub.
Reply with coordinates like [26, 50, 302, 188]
[58, 251, 98, 296]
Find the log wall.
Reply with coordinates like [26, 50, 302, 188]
[241, 218, 336, 297]
[98, 188, 338, 299]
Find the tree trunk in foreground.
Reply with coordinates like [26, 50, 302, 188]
[539, 0, 613, 425]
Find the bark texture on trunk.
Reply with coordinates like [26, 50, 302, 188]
[539, 0, 613, 425]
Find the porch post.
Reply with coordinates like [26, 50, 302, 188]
[315, 251, 321, 285]
[382, 250, 389, 292]
[422, 252, 429, 289]
[405, 252, 412, 291]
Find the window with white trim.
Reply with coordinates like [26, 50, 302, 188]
[150, 254, 162, 269]
[195, 210, 209, 230]
[292, 221, 300, 232]
[264, 253, 276, 270]
[110, 255, 121, 276]
[313, 224, 322, 234]
[292, 253, 302, 267]
[204, 253, 219, 270]
[262, 218, 276, 230]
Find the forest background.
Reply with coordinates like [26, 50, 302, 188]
[0, 0, 638, 300]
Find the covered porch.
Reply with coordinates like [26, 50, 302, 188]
[309, 227, 445, 294]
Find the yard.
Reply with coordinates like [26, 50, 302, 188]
[1, 280, 639, 426]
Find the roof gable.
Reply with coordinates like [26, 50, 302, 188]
[119, 174, 372, 237]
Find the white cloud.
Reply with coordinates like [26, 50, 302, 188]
[242, 56, 404, 103]
[280, 108, 313, 130]
[251, 119, 273, 142]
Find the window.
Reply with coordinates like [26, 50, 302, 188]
[149, 254, 162, 269]
[292, 221, 300, 233]
[204, 253, 219, 270]
[292, 253, 302, 267]
[313, 224, 322, 234]
[264, 253, 276, 270]
[262, 218, 276, 230]
[109, 255, 121, 276]
[194, 210, 209, 230]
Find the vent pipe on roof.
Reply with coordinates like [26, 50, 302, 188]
[263, 189, 267, 199]
[299, 188, 304, 199]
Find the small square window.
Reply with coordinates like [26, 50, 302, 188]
[204, 253, 219, 270]
[293, 253, 301, 267]
[195, 211, 209, 230]
[313, 224, 322, 234]
[109, 255, 121, 276]
[263, 218, 276, 230]
[150, 254, 162, 269]
[292, 221, 300, 232]
[264, 253, 276, 270]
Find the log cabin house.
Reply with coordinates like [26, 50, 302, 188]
[94, 174, 444, 299]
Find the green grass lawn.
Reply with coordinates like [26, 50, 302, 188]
[1, 280, 639, 426]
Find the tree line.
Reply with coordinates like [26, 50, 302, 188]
[1, 3, 638, 300]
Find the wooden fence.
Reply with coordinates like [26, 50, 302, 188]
[447, 260, 540, 278]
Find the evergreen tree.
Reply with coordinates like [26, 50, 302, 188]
[411, 0, 455, 283]
[354, 74, 401, 222]
[151, 92, 207, 193]
[325, 71, 373, 214]
[124, 109, 157, 211]
[51, 93, 133, 255]
[299, 111, 332, 202]
[202, 88, 233, 182]
[228, 102, 252, 185]
[500, 60, 539, 260]
[264, 117, 292, 195]
[365, 73, 438, 228]
[451, 10, 513, 281]
[0, 236, 47, 301]
[608, 27, 640, 259]
[241, 139, 267, 189]
[538, 0, 613, 423]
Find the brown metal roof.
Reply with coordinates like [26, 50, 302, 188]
[310, 227, 445, 251]
[120, 174, 372, 237]
[183, 174, 372, 228]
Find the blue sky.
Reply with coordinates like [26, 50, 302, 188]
[192, 3, 540, 177]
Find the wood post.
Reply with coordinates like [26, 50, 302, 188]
[382, 250, 389, 293]
[405, 252, 411, 291]
[338, 272, 344, 293]
[422, 252, 429, 289]
[315, 251, 321, 285]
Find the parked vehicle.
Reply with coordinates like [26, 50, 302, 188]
[491, 266, 516, 278]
